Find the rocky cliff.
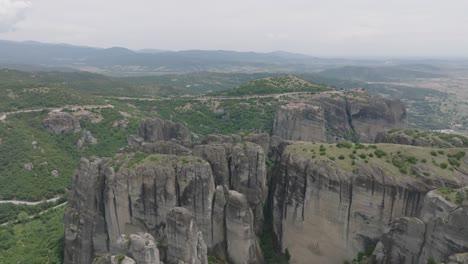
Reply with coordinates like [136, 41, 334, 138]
[43, 112, 81, 134]
[270, 140, 468, 264]
[64, 118, 266, 264]
[372, 187, 468, 264]
[64, 117, 468, 264]
[272, 91, 407, 143]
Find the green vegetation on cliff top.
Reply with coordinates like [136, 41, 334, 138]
[287, 142, 467, 180]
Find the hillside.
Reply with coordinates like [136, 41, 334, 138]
[210, 75, 332, 96]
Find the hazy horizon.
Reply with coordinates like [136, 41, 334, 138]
[1, 0, 468, 57]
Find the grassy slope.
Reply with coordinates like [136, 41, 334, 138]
[287, 142, 467, 180]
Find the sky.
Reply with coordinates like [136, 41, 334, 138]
[1, 0, 468, 57]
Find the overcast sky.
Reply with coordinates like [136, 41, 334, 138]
[1, 0, 468, 57]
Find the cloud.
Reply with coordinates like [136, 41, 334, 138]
[0, 0, 31, 33]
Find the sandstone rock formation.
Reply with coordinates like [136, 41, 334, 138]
[230, 142, 267, 234]
[77, 130, 98, 147]
[113, 233, 160, 264]
[270, 140, 467, 264]
[138, 118, 191, 146]
[64, 115, 468, 264]
[166, 207, 208, 264]
[273, 91, 406, 143]
[225, 190, 264, 264]
[372, 188, 468, 264]
[43, 112, 81, 134]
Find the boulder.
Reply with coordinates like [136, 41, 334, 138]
[43, 112, 81, 134]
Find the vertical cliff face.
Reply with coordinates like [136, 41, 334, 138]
[138, 118, 192, 146]
[373, 188, 468, 264]
[270, 141, 467, 264]
[166, 207, 208, 264]
[225, 190, 264, 264]
[64, 119, 268, 264]
[64, 158, 107, 264]
[272, 92, 407, 143]
[230, 142, 267, 234]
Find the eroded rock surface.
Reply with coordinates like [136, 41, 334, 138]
[113, 233, 160, 264]
[138, 118, 191, 146]
[273, 92, 406, 143]
[43, 112, 81, 134]
[166, 207, 208, 264]
[225, 191, 264, 264]
[372, 188, 468, 264]
[271, 142, 467, 264]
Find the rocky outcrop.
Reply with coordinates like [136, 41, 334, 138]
[64, 158, 107, 264]
[43, 112, 81, 134]
[372, 188, 468, 264]
[166, 207, 208, 264]
[448, 253, 468, 264]
[113, 233, 160, 264]
[270, 142, 467, 264]
[372, 218, 426, 264]
[138, 118, 191, 146]
[230, 142, 267, 234]
[225, 191, 264, 264]
[211, 186, 227, 258]
[77, 130, 98, 147]
[193, 145, 229, 186]
[272, 92, 407, 143]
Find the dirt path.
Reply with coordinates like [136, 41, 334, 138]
[106, 91, 327, 102]
[0, 104, 114, 121]
[0, 202, 67, 226]
[0, 196, 61, 205]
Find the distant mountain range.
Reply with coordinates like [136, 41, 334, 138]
[0, 40, 466, 76]
[0, 40, 387, 75]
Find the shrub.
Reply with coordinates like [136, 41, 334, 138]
[329, 156, 336, 161]
[349, 154, 356, 159]
[430, 151, 437, 156]
[319, 145, 326, 152]
[359, 154, 367, 159]
[440, 162, 448, 169]
[455, 192, 464, 205]
[406, 155, 418, 164]
[336, 142, 353, 149]
[421, 158, 427, 163]
[338, 155, 345, 160]
[448, 157, 460, 167]
[437, 150, 444, 155]
[374, 149, 387, 158]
